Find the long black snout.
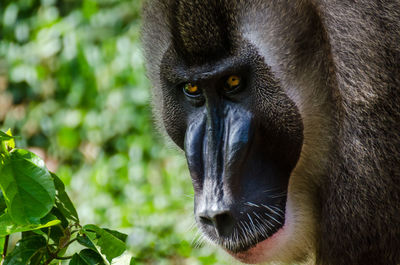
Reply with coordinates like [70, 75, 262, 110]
[185, 102, 254, 236]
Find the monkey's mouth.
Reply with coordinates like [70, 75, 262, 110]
[198, 199, 286, 254]
[226, 225, 287, 264]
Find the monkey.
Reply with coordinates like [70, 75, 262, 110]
[141, 0, 400, 264]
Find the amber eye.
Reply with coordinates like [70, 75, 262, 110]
[183, 83, 201, 98]
[224, 75, 241, 93]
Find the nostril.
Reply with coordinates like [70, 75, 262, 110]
[198, 210, 235, 237]
[214, 212, 235, 237]
[215, 212, 232, 227]
[200, 216, 213, 226]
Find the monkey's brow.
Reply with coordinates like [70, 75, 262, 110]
[163, 57, 251, 84]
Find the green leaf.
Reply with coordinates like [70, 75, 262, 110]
[27, 249, 47, 265]
[51, 173, 79, 222]
[0, 190, 6, 214]
[0, 236, 5, 255]
[102, 229, 127, 243]
[69, 254, 88, 265]
[83, 225, 127, 263]
[76, 234, 109, 264]
[5, 129, 15, 150]
[0, 212, 61, 236]
[0, 149, 56, 224]
[49, 206, 69, 228]
[0, 130, 17, 154]
[3, 235, 46, 265]
[0, 131, 14, 141]
[70, 253, 93, 265]
[39, 212, 65, 244]
[79, 249, 105, 264]
[69, 249, 106, 265]
[77, 234, 97, 251]
[77, 233, 108, 263]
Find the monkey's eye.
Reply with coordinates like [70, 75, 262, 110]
[183, 83, 202, 98]
[224, 75, 241, 93]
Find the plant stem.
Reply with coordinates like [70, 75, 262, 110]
[43, 257, 53, 265]
[1, 235, 9, 265]
[43, 238, 78, 265]
[55, 255, 74, 260]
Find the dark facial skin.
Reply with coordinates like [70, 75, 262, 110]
[159, 44, 304, 252]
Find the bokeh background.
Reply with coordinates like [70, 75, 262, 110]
[0, 0, 232, 264]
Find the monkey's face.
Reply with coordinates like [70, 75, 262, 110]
[159, 45, 304, 258]
[143, 0, 330, 263]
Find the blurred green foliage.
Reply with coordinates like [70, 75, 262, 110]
[0, 0, 231, 264]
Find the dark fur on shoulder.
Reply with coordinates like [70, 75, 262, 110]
[317, 1, 400, 264]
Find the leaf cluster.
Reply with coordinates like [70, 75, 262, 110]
[0, 130, 131, 265]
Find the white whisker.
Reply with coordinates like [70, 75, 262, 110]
[262, 204, 279, 216]
[271, 205, 285, 215]
[244, 202, 260, 208]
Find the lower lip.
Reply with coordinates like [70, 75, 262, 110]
[226, 227, 286, 264]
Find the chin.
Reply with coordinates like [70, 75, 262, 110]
[227, 227, 287, 264]
[225, 201, 293, 264]
[216, 194, 315, 265]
